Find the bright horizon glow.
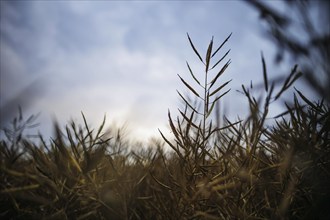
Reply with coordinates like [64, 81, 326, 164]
[1, 1, 294, 142]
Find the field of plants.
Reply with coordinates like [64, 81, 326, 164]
[1, 1, 329, 219]
[0, 0, 330, 220]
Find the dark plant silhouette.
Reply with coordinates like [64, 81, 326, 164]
[248, 0, 330, 102]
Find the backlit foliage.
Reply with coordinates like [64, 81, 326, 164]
[1, 33, 329, 219]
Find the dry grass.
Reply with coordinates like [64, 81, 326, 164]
[1, 34, 329, 219]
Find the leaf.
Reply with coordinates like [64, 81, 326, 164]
[208, 121, 213, 137]
[212, 119, 242, 133]
[209, 60, 231, 88]
[1, 184, 40, 194]
[178, 74, 200, 98]
[178, 109, 199, 129]
[95, 114, 106, 140]
[168, 110, 179, 139]
[150, 172, 173, 190]
[177, 90, 201, 115]
[286, 65, 298, 85]
[187, 33, 204, 64]
[273, 109, 292, 118]
[285, 71, 302, 90]
[205, 36, 213, 71]
[210, 49, 231, 70]
[295, 87, 319, 111]
[81, 112, 94, 144]
[209, 79, 232, 97]
[186, 61, 202, 86]
[185, 109, 196, 137]
[211, 89, 231, 105]
[261, 52, 268, 92]
[275, 65, 301, 100]
[158, 129, 184, 160]
[211, 32, 232, 58]
[241, 85, 253, 104]
[206, 101, 216, 118]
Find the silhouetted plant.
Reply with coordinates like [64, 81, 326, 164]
[248, 0, 330, 102]
[0, 107, 39, 166]
[159, 33, 233, 165]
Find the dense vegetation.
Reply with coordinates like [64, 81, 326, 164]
[1, 1, 329, 219]
[1, 31, 329, 219]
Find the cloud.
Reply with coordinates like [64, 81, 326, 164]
[1, 1, 290, 141]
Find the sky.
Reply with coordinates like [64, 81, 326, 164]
[0, 0, 297, 142]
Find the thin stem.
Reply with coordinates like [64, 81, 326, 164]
[202, 66, 209, 159]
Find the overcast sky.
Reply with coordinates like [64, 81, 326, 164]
[1, 1, 295, 142]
